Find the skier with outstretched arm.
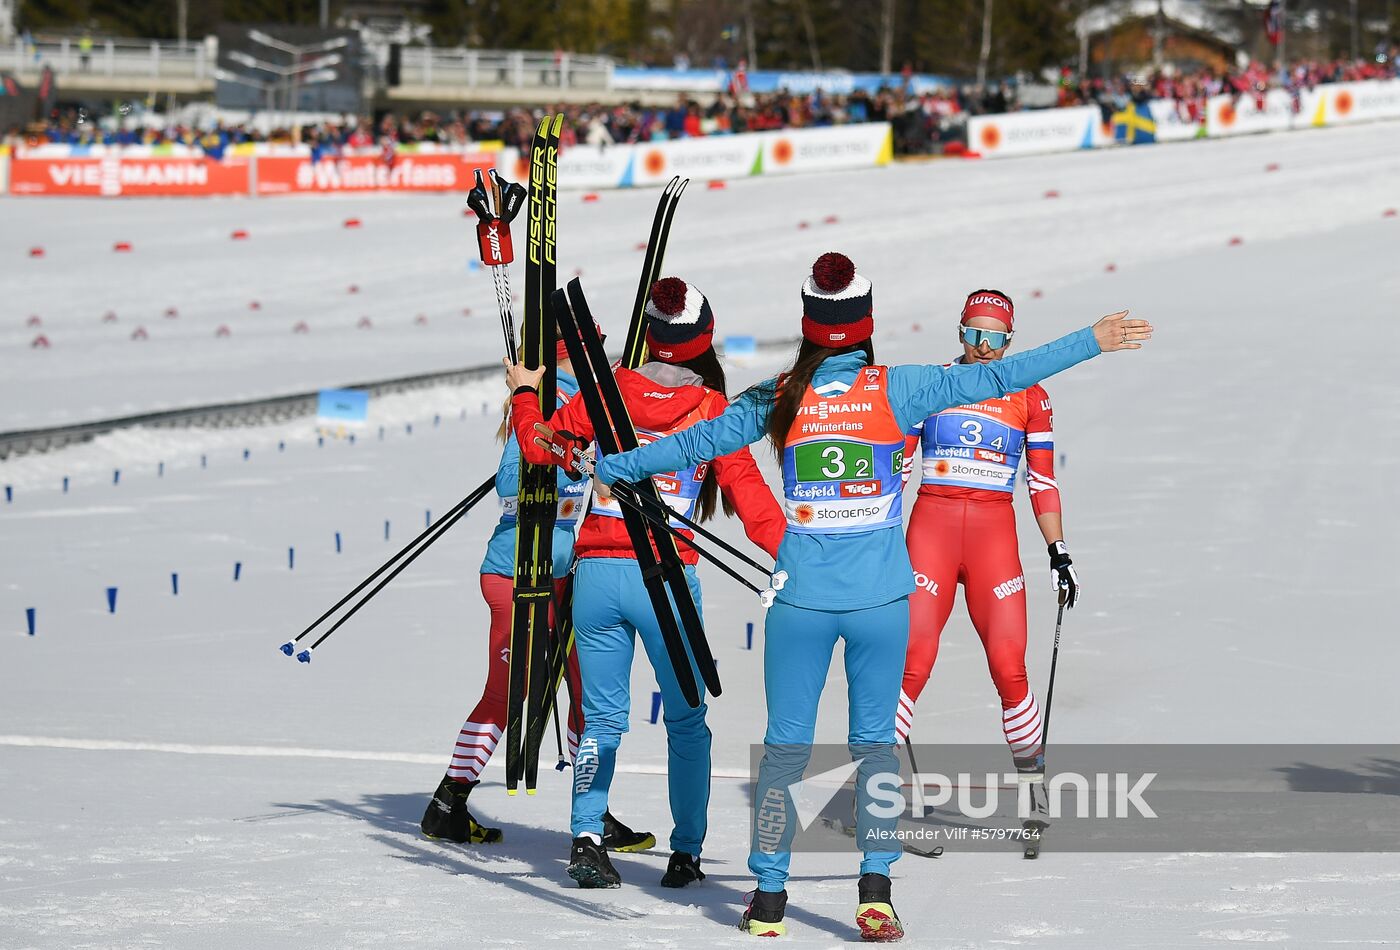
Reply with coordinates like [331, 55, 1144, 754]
[898, 289, 1078, 807]
[418, 345, 652, 853]
[506, 278, 786, 889]
[590, 253, 1152, 940]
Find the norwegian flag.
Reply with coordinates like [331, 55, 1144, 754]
[1264, 0, 1283, 47]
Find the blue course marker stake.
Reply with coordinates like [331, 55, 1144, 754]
[425, 509, 431, 528]
[288, 547, 295, 570]
[378, 425, 385, 440]
[318, 436, 324, 448]
[201, 454, 207, 469]
[106, 587, 118, 613]
[405, 423, 413, 435]
[746, 622, 754, 650]
[3, 485, 11, 503]
[171, 573, 179, 595]
[433, 414, 441, 427]
[233, 561, 242, 581]
[242, 448, 250, 461]
[297, 649, 312, 663]
[349, 433, 356, 445]
[649, 691, 663, 724]
[335, 531, 342, 553]
[278, 440, 286, 452]
[112, 469, 121, 485]
[62, 476, 69, 493]
[384, 520, 390, 541]
[26, 608, 36, 636]
[279, 641, 294, 656]
[158, 461, 165, 477]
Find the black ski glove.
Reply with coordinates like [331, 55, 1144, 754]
[1048, 541, 1080, 609]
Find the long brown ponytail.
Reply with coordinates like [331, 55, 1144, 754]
[674, 346, 735, 523]
[764, 338, 876, 456]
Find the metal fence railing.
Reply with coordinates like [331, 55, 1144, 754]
[0, 37, 211, 80]
[0, 38, 615, 92]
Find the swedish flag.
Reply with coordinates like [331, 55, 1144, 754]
[1112, 101, 1157, 145]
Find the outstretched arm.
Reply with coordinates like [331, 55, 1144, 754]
[888, 313, 1150, 431]
[596, 383, 775, 487]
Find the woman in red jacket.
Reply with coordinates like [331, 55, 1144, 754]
[508, 278, 785, 891]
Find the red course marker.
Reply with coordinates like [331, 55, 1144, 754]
[26, 315, 42, 327]
[357, 317, 373, 329]
[798, 221, 810, 230]
[131, 326, 149, 341]
[249, 300, 261, 311]
[634, 241, 648, 251]
[31, 334, 51, 349]
[911, 323, 922, 333]
[113, 241, 133, 252]
[347, 284, 360, 294]
[707, 180, 727, 190]
[582, 193, 600, 203]
[293, 321, 310, 334]
[231, 229, 249, 240]
[216, 325, 232, 338]
[1044, 189, 1060, 199]
[1031, 289, 1044, 299]
[823, 215, 839, 225]
[415, 314, 429, 326]
[1228, 236, 1244, 246]
[28, 246, 45, 258]
[102, 311, 118, 323]
[1105, 263, 1117, 273]
[462, 308, 472, 317]
[343, 217, 362, 228]
[1265, 163, 1280, 172]
[1384, 208, 1398, 218]
[164, 307, 179, 318]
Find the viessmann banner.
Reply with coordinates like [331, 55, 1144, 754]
[7, 155, 251, 196]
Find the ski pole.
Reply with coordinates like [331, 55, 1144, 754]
[280, 474, 496, 661]
[557, 441, 788, 591]
[607, 480, 776, 606]
[1040, 593, 1068, 759]
[467, 167, 527, 359]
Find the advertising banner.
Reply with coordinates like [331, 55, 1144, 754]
[8, 155, 251, 196]
[0, 146, 9, 196]
[757, 123, 893, 175]
[1310, 79, 1400, 127]
[254, 153, 494, 194]
[1206, 89, 1306, 138]
[967, 106, 1102, 158]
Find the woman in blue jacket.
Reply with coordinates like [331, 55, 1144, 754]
[593, 252, 1152, 941]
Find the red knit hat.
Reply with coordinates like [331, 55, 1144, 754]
[960, 290, 1014, 330]
[645, 276, 715, 363]
[801, 252, 873, 348]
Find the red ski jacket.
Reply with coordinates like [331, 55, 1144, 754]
[511, 362, 784, 565]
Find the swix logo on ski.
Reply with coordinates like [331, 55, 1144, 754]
[839, 480, 880, 498]
[800, 400, 873, 419]
[992, 574, 1025, 600]
[790, 483, 837, 500]
[913, 572, 940, 597]
[574, 737, 600, 794]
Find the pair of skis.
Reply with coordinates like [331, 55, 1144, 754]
[502, 114, 564, 796]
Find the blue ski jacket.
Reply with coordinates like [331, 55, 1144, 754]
[597, 328, 1101, 610]
[481, 370, 583, 578]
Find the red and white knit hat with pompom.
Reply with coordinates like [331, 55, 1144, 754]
[800, 252, 873, 347]
[644, 276, 715, 363]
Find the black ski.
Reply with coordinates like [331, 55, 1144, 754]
[558, 278, 721, 704]
[506, 114, 562, 795]
[622, 177, 689, 370]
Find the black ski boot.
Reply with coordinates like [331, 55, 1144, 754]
[739, 889, 787, 937]
[855, 873, 904, 942]
[420, 774, 503, 844]
[568, 835, 623, 888]
[659, 851, 705, 888]
[602, 811, 656, 852]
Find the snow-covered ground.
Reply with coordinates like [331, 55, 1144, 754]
[3, 123, 1400, 948]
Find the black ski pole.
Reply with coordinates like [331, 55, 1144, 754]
[1040, 593, 1068, 757]
[608, 480, 774, 604]
[280, 474, 496, 657]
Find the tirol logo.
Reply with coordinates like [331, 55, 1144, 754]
[975, 449, 1006, 464]
[795, 503, 816, 526]
[840, 480, 880, 498]
[654, 476, 681, 494]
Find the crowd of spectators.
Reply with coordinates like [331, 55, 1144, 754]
[5, 47, 1395, 158]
